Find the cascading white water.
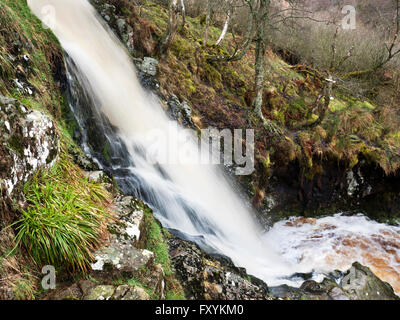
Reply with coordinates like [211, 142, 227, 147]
[28, 0, 400, 293]
[28, 0, 294, 286]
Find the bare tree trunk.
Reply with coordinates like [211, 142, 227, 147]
[207, 1, 254, 62]
[252, 0, 270, 120]
[216, 2, 234, 46]
[180, 0, 186, 27]
[203, 0, 211, 47]
[396, 0, 400, 36]
[159, 0, 179, 57]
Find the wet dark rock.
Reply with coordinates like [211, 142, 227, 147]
[137, 57, 159, 77]
[254, 157, 400, 224]
[68, 147, 99, 171]
[139, 72, 160, 91]
[132, 57, 161, 93]
[168, 237, 270, 300]
[8, 50, 36, 96]
[181, 101, 195, 128]
[96, 2, 134, 54]
[269, 285, 303, 300]
[167, 94, 195, 129]
[65, 57, 133, 172]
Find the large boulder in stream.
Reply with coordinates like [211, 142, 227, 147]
[270, 262, 399, 300]
[0, 96, 59, 199]
[340, 262, 399, 300]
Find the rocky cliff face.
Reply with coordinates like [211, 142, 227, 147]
[0, 97, 59, 299]
[253, 158, 400, 224]
[168, 238, 270, 300]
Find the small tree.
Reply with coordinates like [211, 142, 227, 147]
[216, 0, 235, 46]
[158, 0, 179, 57]
[252, 0, 270, 121]
[203, 0, 211, 46]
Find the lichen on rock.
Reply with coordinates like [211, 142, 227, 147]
[0, 96, 59, 197]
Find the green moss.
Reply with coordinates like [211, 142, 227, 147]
[140, 207, 186, 300]
[360, 101, 375, 110]
[329, 98, 348, 112]
[141, 208, 171, 274]
[0, 0, 63, 116]
[202, 63, 222, 90]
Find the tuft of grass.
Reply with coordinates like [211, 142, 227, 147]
[13, 277, 36, 300]
[14, 156, 112, 272]
[165, 288, 186, 301]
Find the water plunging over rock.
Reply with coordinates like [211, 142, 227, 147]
[27, 0, 400, 297]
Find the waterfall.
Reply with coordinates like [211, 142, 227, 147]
[28, 0, 295, 286]
[28, 0, 400, 293]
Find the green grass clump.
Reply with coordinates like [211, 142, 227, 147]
[13, 276, 36, 300]
[14, 157, 111, 272]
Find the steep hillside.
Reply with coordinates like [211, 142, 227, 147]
[92, 0, 400, 223]
[0, 0, 113, 298]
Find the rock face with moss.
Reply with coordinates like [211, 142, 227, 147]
[0, 96, 59, 197]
